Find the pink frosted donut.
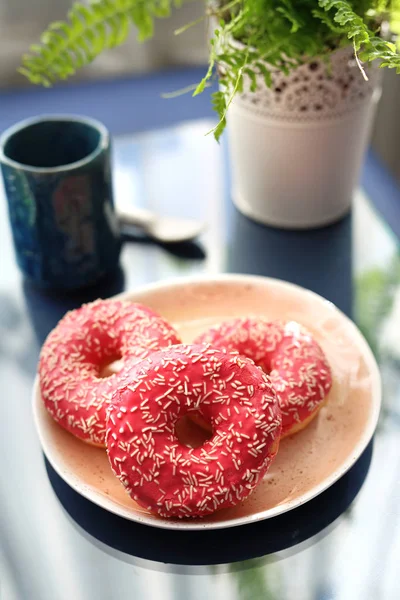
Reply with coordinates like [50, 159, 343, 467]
[195, 319, 332, 437]
[39, 299, 181, 446]
[106, 344, 282, 518]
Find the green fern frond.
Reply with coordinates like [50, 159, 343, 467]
[318, 0, 372, 48]
[209, 91, 227, 142]
[19, 0, 179, 86]
[276, 0, 304, 33]
[318, 0, 400, 71]
[19, 0, 400, 139]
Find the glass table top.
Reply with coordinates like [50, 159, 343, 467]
[1, 118, 400, 600]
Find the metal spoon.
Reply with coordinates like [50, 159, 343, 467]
[117, 207, 205, 243]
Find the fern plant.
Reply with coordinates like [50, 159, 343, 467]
[20, 0, 400, 140]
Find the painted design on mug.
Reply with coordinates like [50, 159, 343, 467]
[1, 117, 121, 289]
[52, 175, 95, 263]
[7, 171, 36, 227]
[3, 169, 43, 279]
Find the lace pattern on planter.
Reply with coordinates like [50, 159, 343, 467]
[232, 47, 380, 121]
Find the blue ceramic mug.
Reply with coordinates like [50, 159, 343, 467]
[0, 115, 121, 289]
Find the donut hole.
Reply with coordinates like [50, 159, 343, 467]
[258, 358, 272, 375]
[175, 411, 213, 449]
[98, 353, 123, 378]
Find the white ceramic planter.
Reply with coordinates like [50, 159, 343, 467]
[226, 47, 382, 229]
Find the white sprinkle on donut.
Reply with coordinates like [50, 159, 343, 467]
[106, 344, 282, 518]
[195, 318, 332, 437]
[39, 299, 181, 446]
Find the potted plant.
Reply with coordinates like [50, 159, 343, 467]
[20, 1, 400, 229]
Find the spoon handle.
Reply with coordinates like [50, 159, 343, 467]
[117, 207, 154, 230]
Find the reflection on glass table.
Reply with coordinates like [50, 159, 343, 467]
[44, 442, 373, 565]
[2, 115, 400, 600]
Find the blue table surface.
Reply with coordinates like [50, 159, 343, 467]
[1, 69, 400, 600]
[0, 68, 214, 136]
[1, 67, 399, 237]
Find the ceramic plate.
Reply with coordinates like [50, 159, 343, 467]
[33, 275, 381, 530]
